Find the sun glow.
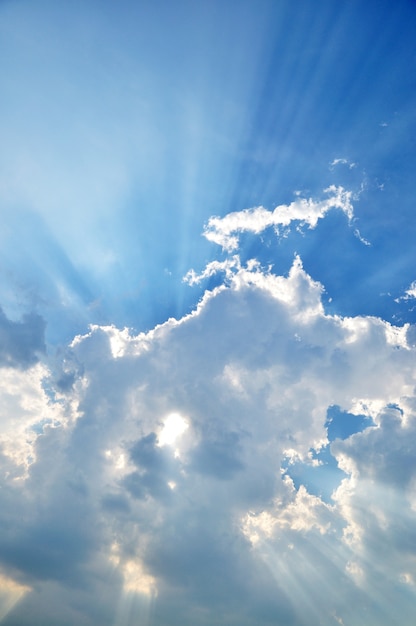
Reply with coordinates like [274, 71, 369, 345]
[0, 572, 31, 622]
[157, 412, 189, 447]
[110, 544, 157, 597]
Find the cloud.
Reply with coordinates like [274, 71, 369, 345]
[1, 191, 416, 624]
[0, 308, 45, 369]
[353, 227, 371, 246]
[396, 280, 416, 302]
[328, 406, 416, 616]
[203, 186, 353, 251]
[329, 158, 357, 170]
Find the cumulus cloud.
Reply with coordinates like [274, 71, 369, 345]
[1, 190, 416, 625]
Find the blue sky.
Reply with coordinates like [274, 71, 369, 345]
[1, 1, 416, 624]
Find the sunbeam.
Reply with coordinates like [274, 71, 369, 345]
[0, 574, 31, 623]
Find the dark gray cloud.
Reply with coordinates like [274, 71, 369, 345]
[189, 431, 245, 479]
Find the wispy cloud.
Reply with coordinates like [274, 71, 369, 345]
[396, 280, 416, 301]
[406, 282, 416, 299]
[203, 186, 354, 251]
[329, 158, 357, 170]
[353, 227, 371, 246]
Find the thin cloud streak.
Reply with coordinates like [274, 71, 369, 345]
[203, 186, 353, 251]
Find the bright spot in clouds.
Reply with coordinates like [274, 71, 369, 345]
[0, 574, 31, 622]
[110, 544, 157, 598]
[157, 412, 189, 447]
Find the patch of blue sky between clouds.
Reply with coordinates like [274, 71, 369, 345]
[282, 406, 374, 503]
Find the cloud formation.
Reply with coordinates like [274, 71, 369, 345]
[1, 197, 415, 624]
[203, 185, 353, 251]
[397, 280, 416, 301]
[0, 308, 45, 369]
[329, 157, 357, 170]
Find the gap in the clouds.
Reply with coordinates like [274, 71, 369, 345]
[325, 405, 374, 441]
[231, 229, 304, 281]
[234, 203, 416, 327]
[300, 192, 416, 325]
[283, 405, 374, 503]
[282, 447, 346, 504]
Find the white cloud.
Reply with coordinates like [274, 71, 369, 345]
[396, 280, 416, 302]
[353, 227, 372, 246]
[329, 158, 357, 169]
[203, 186, 353, 251]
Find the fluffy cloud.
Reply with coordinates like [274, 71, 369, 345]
[1, 203, 416, 624]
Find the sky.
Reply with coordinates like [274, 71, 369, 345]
[0, 0, 416, 624]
